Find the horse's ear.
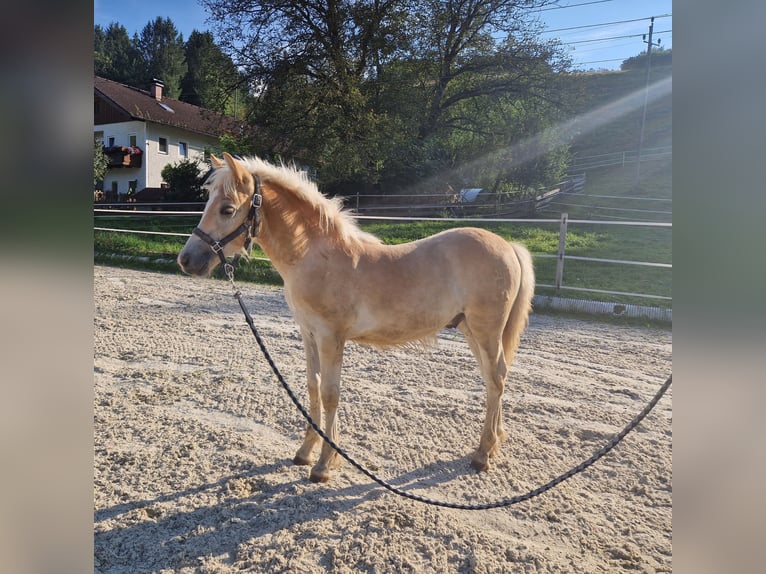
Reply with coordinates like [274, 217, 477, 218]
[222, 152, 252, 189]
[210, 154, 225, 169]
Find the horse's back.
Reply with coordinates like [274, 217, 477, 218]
[374, 226, 529, 316]
[420, 226, 527, 276]
[357, 226, 528, 298]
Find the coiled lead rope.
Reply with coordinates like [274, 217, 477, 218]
[231, 282, 671, 509]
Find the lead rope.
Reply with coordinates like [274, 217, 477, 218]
[225, 267, 672, 509]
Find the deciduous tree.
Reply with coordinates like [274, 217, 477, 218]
[200, 0, 566, 192]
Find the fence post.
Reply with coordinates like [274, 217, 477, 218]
[555, 212, 568, 290]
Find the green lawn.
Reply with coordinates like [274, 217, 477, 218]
[95, 176, 671, 307]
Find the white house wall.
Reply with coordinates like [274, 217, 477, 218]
[143, 123, 217, 188]
[95, 120, 146, 195]
[96, 120, 218, 195]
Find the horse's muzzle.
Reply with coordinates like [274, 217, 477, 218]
[177, 239, 217, 277]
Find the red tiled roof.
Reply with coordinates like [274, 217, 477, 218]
[94, 76, 245, 138]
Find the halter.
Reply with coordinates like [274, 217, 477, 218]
[192, 171, 263, 268]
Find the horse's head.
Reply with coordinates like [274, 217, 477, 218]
[177, 152, 261, 277]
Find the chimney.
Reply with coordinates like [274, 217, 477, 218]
[150, 78, 164, 101]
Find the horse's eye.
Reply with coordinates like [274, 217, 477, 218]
[220, 205, 236, 216]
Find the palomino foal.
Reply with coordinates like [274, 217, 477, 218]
[178, 153, 535, 483]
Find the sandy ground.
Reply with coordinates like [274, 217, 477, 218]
[94, 265, 672, 573]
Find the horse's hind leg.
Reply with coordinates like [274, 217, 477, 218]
[294, 330, 322, 466]
[459, 321, 508, 472]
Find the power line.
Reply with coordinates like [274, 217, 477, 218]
[534, 0, 618, 12]
[569, 35, 672, 57]
[577, 57, 626, 65]
[545, 14, 671, 34]
[572, 41, 640, 55]
[561, 30, 672, 46]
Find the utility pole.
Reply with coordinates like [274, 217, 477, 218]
[635, 17, 662, 189]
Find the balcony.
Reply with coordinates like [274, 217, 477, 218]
[103, 145, 142, 168]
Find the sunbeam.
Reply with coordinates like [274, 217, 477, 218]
[406, 74, 672, 192]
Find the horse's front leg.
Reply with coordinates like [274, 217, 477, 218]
[294, 330, 321, 466]
[309, 338, 345, 483]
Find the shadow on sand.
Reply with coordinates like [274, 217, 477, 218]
[95, 453, 478, 572]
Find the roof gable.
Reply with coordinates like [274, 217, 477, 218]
[94, 76, 244, 138]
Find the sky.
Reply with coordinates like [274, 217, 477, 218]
[94, 0, 672, 71]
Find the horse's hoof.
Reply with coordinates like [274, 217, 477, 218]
[293, 454, 311, 466]
[470, 456, 490, 472]
[309, 468, 331, 483]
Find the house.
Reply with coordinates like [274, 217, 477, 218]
[94, 76, 244, 201]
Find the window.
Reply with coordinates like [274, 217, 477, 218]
[179, 141, 188, 158]
[129, 134, 137, 147]
[94, 131, 104, 145]
[107, 136, 115, 147]
[111, 181, 118, 194]
[158, 137, 168, 154]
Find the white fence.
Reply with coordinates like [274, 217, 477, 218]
[94, 208, 671, 304]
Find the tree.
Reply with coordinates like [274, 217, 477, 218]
[200, 0, 567, 193]
[161, 159, 206, 201]
[201, 0, 404, 186]
[136, 17, 187, 98]
[407, 1, 565, 139]
[94, 138, 108, 188]
[95, 19, 246, 112]
[217, 133, 256, 157]
[94, 22, 145, 86]
[621, 48, 672, 71]
[180, 30, 246, 116]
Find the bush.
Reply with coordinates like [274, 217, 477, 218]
[161, 159, 207, 201]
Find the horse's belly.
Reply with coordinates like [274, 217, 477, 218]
[348, 306, 454, 347]
[351, 327, 441, 347]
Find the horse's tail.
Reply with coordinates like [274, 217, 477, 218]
[503, 242, 535, 367]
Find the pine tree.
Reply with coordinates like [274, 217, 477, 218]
[136, 17, 187, 99]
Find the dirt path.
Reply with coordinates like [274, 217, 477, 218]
[94, 265, 672, 573]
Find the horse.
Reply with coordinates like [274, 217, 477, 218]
[178, 153, 535, 483]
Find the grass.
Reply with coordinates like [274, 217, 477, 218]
[565, 65, 672, 158]
[94, 163, 672, 308]
[94, 217, 283, 284]
[95, 65, 672, 308]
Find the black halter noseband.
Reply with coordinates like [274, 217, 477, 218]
[192, 169, 263, 268]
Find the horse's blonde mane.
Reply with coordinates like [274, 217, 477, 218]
[209, 156, 380, 260]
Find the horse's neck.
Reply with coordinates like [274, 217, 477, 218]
[257, 187, 323, 271]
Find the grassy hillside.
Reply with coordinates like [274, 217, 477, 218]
[564, 64, 672, 158]
[506, 63, 674, 306]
